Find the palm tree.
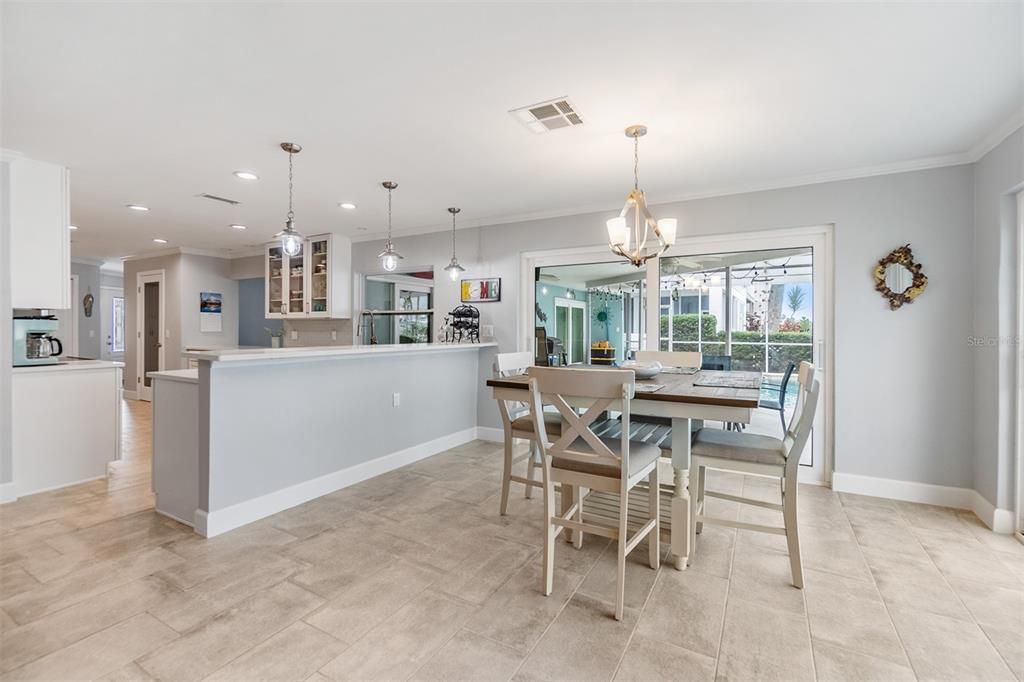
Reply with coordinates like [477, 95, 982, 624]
[786, 287, 806, 318]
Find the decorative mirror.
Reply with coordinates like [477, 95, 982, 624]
[873, 244, 927, 310]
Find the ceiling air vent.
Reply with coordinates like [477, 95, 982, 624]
[510, 98, 584, 134]
[197, 193, 240, 206]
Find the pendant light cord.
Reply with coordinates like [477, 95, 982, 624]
[386, 186, 393, 246]
[287, 150, 295, 222]
[450, 211, 457, 257]
[633, 134, 640, 191]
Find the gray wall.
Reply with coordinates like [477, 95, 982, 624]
[202, 348, 483, 511]
[179, 254, 239, 351]
[972, 127, 1023, 510]
[354, 164, 977, 491]
[70, 261, 101, 359]
[238, 277, 279, 347]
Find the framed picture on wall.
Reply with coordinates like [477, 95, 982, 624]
[461, 277, 501, 303]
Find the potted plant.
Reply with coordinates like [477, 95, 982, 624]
[266, 327, 284, 348]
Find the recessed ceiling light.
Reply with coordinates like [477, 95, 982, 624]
[153, 238, 168, 244]
[339, 202, 357, 210]
[233, 170, 259, 181]
[68, 224, 78, 230]
[126, 204, 149, 211]
[230, 224, 247, 230]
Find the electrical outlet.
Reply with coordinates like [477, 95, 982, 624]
[392, 392, 401, 407]
[290, 330, 298, 341]
[331, 330, 337, 341]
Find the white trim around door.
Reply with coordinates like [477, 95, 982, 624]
[136, 269, 166, 402]
[1016, 190, 1024, 540]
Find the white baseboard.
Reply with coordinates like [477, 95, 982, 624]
[475, 426, 504, 443]
[832, 471, 1015, 534]
[0, 480, 17, 504]
[199, 426, 479, 537]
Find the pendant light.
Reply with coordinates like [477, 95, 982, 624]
[378, 181, 402, 272]
[444, 207, 465, 281]
[606, 125, 677, 267]
[275, 142, 304, 257]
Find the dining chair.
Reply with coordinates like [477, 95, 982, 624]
[526, 366, 660, 621]
[759, 361, 796, 434]
[700, 354, 732, 371]
[690, 361, 819, 588]
[493, 351, 560, 515]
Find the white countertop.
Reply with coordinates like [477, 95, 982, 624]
[182, 342, 497, 363]
[13, 359, 124, 374]
[149, 369, 199, 384]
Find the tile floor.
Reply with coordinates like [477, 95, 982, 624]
[0, 400, 1022, 681]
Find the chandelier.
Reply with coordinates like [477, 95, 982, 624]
[606, 125, 676, 267]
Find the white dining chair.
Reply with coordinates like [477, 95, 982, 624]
[493, 351, 560, 515]
[690, 361, 819, 588]
[526, 366, 660, 621]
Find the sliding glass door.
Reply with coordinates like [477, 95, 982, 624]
[554, 297, 587, 365]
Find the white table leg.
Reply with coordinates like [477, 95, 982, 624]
[670, 416, 692, 570]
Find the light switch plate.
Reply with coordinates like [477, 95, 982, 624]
[392, 392, 400, 407]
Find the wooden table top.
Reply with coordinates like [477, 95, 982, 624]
[486, 368, 762, 409]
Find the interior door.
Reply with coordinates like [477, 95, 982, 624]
[138, 275, 164, 401]
[554, 297, 587, 365]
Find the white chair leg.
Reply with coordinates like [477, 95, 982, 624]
[573, 485, 583, 550]
[695, 465, 706, 535]
[543, 483, 556, 597]
[615, 498, 628, 621]
[648, 467, 660, 569]
[525, 442, 537, 499]
[783, 481, 803, 589]
[499, 433, 513, 516]
[688, 468, 699, 561]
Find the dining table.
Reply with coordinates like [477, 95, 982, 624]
[486, 367, 763, 570]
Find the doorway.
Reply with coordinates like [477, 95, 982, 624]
[136, 270, 165, 402]
[554, 297, 588, 364]
[100, 286, 125, 362]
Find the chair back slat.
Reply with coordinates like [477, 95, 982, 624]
[494, 351, 535, 428]
[635, 350, 702, 369]
[786, 372, 819, 477]
[527, 367, 634, 475]
[785, 361, 814, 438]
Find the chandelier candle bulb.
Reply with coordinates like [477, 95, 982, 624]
[657, 218, 678, 246]
[606, 217, 629, 248]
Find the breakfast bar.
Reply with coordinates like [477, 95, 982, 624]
[154, 343, 496, 536]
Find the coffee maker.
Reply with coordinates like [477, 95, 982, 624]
[13, 315, 63, 366]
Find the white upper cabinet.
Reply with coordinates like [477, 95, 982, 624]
[265, 233, 351, 319]
[8, 157, 71, 310]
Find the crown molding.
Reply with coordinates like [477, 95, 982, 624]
[71, 256, 104, 267]
[120, 246, 236, 263]
[350, 151, 975, 243]
[967, 108, 1024, 163]
[0, 148, 24, 163]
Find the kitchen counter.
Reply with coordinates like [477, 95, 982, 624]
[148, 369, 198, 384]
[13, 358, 124, 373]
[183, 342, 496, 364]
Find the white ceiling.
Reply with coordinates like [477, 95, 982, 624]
[3, 2, 1021, 261]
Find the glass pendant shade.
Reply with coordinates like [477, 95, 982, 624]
[281, 230, 302, 256]
[606, 217, 629, 249]
[657, 218, 677, 246]
[444, 207, 464, 282]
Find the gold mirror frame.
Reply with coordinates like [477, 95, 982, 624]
[873, 244, 928, 310]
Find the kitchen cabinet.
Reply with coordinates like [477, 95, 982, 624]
[9, 157, 71, 310]
[265, 233, 351, 319]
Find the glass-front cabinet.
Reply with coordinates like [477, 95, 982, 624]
[265, 233, 351, 320]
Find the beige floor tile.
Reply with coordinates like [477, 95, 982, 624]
[896, 501, 972, 533]
[138, 581, 324, 682]
[514, 592, 639, 682]
[811, 640, 916, 682]
[948, 577, 1024, 632]
[576, 541, 660, 611]
[462, 557, 589, 653]
[850, 524, 932, 561]
[2, 613, 177, 681]
[0, 546, 183, 625]
[0, 575, 179, 673]
[803, 568, 908, 665]
[150, 552, 305, 632]
[96, 662, 157, 681]
[204, 621, 347, 682]
[318, 589, 475, 681]
[838, 492, 898, 511]
[613, 633, 715, 681]
[890, 605, 1016, 681]
[799, 531, 872, 582]
[635, 565, 728, 659]
[923, 542, 1024, 590]
[980, 622, 1024, 680]
[0, 566, 38, 599]
[304, 561, 441, 644]
[436, 536, 536, 605]
[410, 629, 524, 682]
[688, 525, 736, 580]
[716, 597, 815, 682]
[727, 541, 805, 615]
[863, 548, 972, 621]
